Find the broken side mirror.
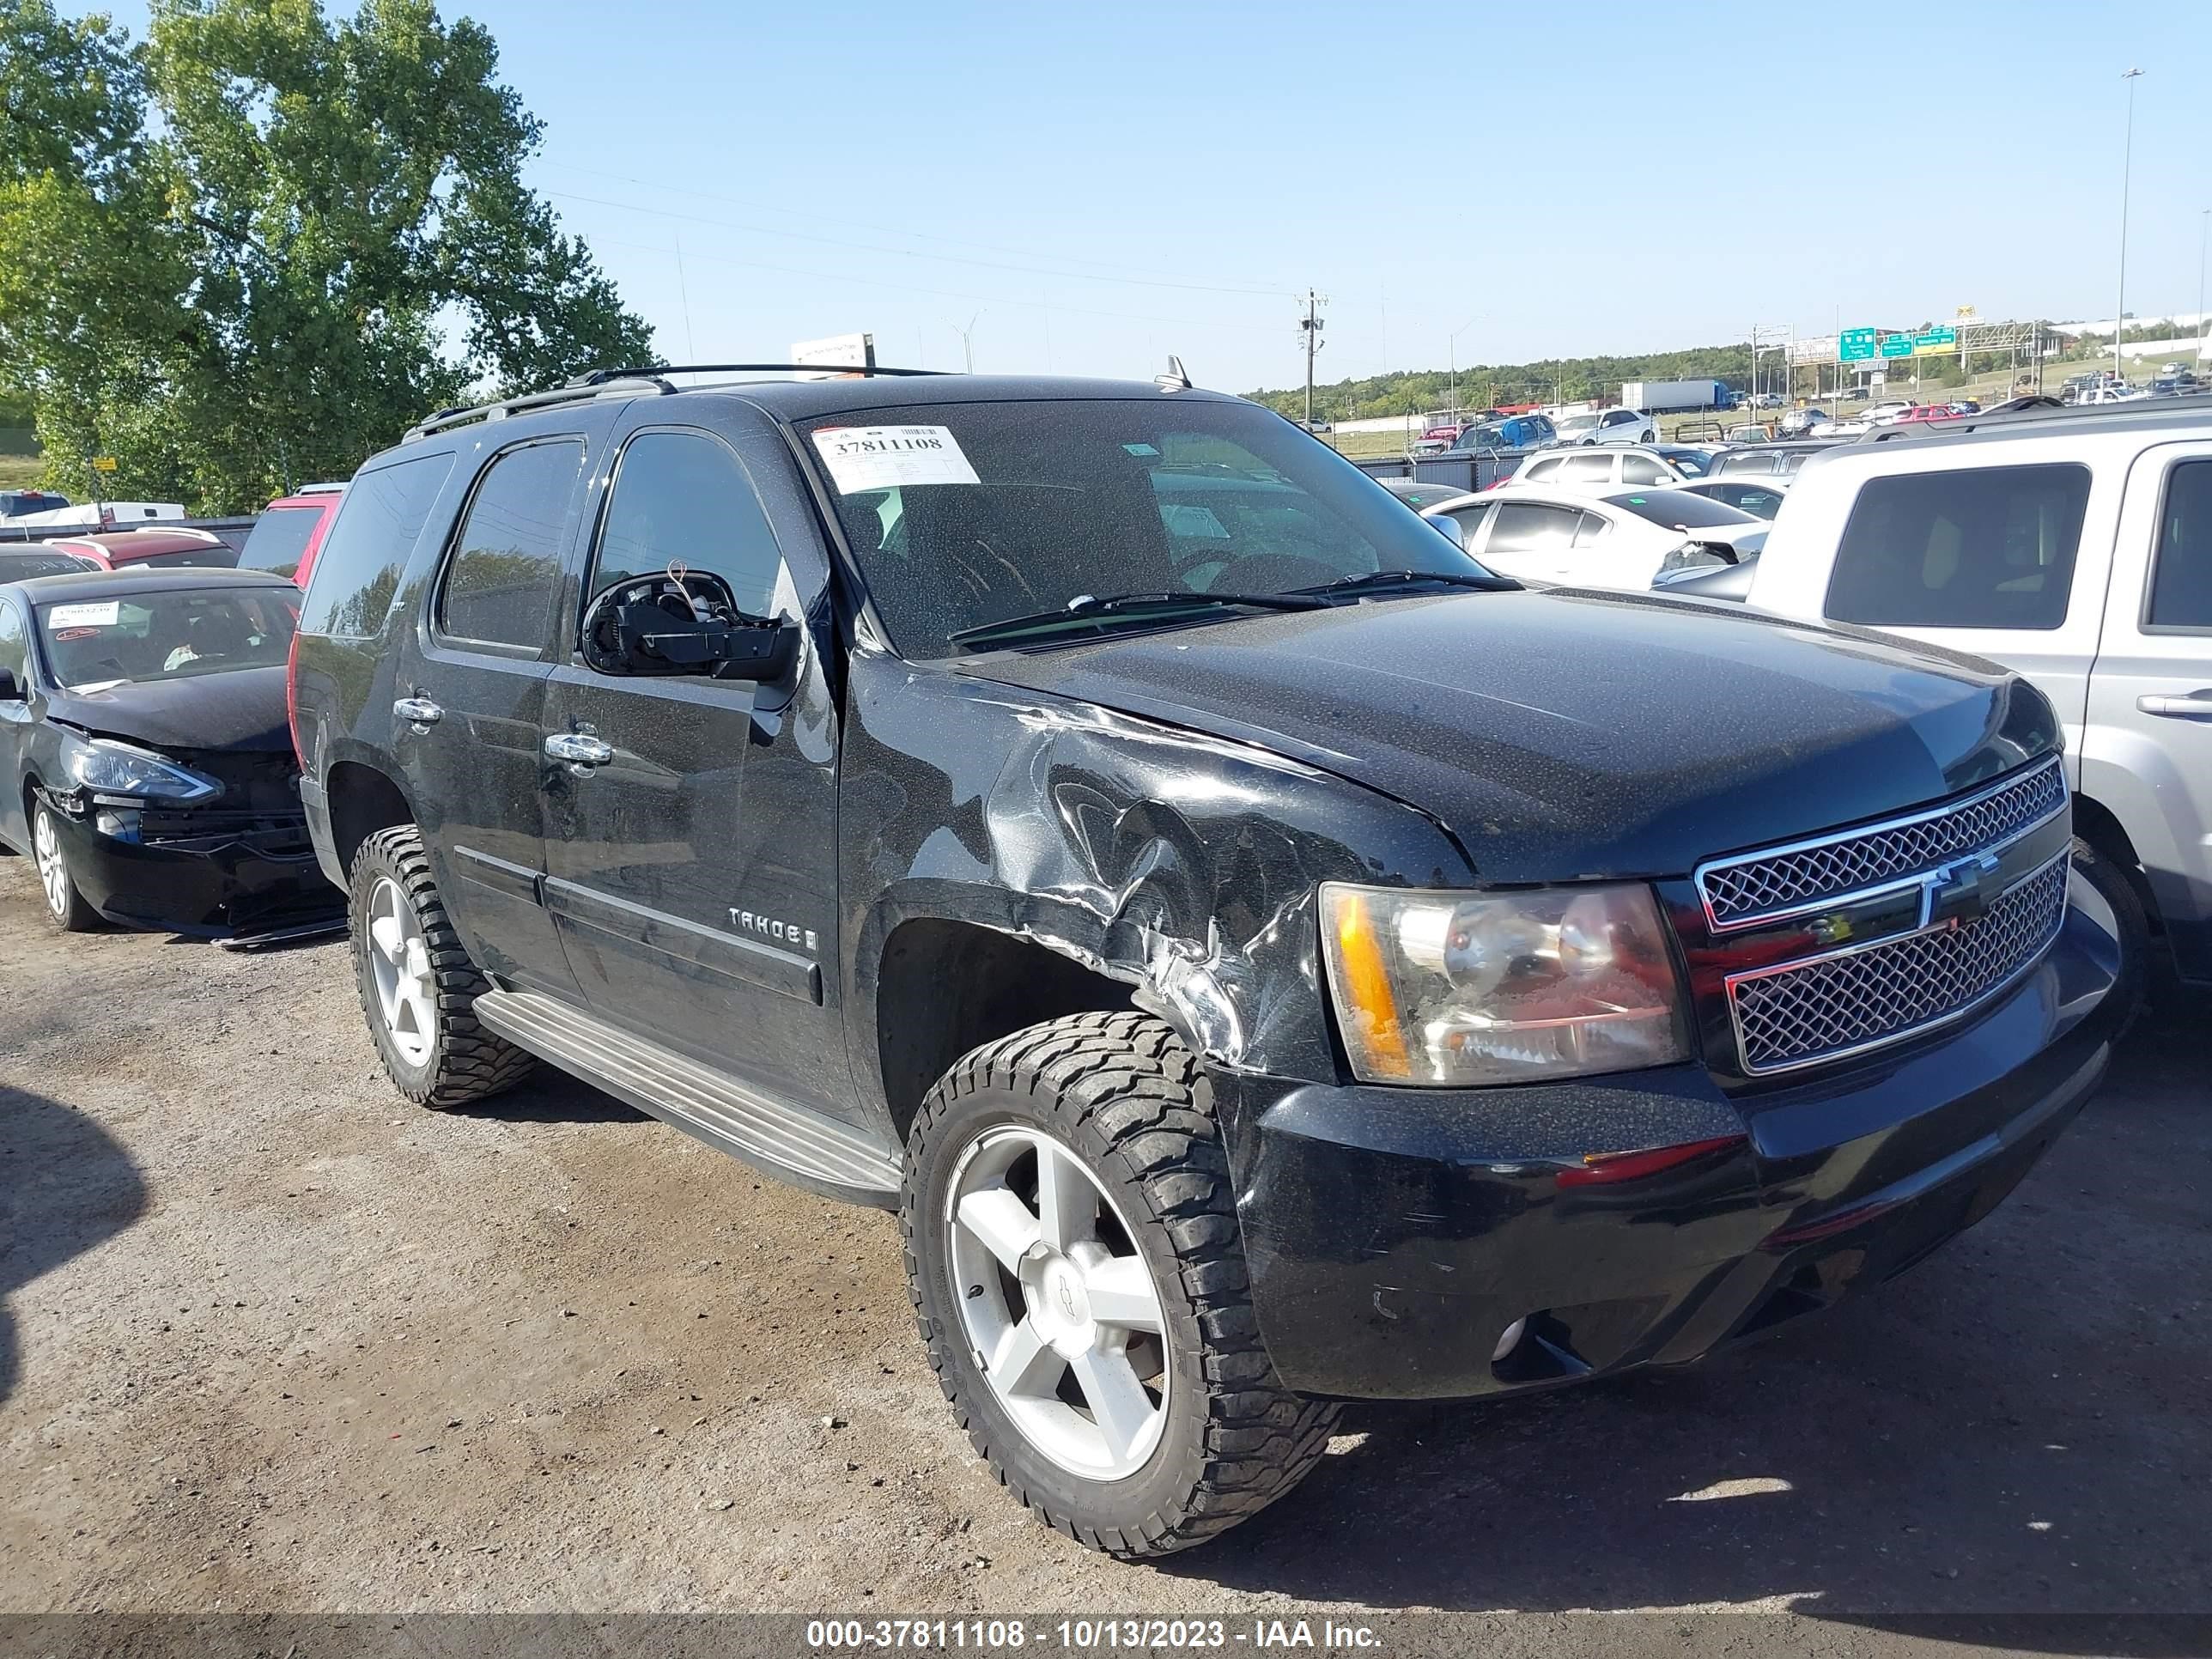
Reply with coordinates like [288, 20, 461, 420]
[580, 574, 799, 683]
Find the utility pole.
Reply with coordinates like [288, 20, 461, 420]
[2116, 68, 2143, 386]
[1448, 317, 1477, 415]
[1299, 289, 1326, 426]
[2198, 208, 2209, 356]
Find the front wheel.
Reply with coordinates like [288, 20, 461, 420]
[349, 824, 537, 1109]
[31, 800, 98, 932]
[903, 1012, 1338, 1558]
[2071, 835, 2148, 1034]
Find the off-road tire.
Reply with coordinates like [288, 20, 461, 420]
[31, 798, 99, 933]
[902, 1010, 1339, 1558]
[348, 824, 536, 1109]
[2072, 834, 2148, 1036]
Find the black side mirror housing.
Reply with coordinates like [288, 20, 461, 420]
[0, 667, 21, 702]
[615, 605, 799, 683]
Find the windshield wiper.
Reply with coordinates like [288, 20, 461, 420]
[949, 590, 1326, 651]
[1297, 568, 1514, 598]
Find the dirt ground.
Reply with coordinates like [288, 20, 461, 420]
[2, 853, 2207, 1644]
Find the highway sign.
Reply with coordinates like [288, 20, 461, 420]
[1880, 332, 1915, 358]
[1912, 325, 1958, 356]
[91, 456, 117, 471]
[1839, 327, 1878, 362]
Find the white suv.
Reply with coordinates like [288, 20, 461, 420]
[1553, 408, 1656, 445]
[1749, 403, 2212, 1006]
[1498, 445, 1705, 493]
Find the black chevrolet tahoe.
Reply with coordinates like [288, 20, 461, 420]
[290, 367, 2123, 1557]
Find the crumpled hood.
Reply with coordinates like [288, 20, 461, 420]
[48, 664, 294, 753]
[959, 588, 2058, 882]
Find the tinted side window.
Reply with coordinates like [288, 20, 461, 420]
[1524, 457, 1563, 481]
[301, 453, 456, 637]
[589, 431, 784, 617]
[238, 505, 323, 577]
[1487, 504, 1578, 553]
[1440, 501, 1493, 538]
[1572, 512, 1611, 547]
[1561, 453, 1613, 482]
[1826, 464, 2090, 631]
[1621, 454, 1667, 485]
[437, 440, 583, 649]
[2148, 459, 2212, 628]
[0, 600, 24, 682]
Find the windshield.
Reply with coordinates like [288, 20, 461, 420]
[237, 505, 323, 576]
[0, 550, 96, 580]
[1603, 490, 1759, 529]
[799, 399, 1498, 657]
[35, 586, 299, 690]
[1553, 414, 1601, 436]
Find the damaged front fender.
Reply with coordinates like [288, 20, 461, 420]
[839, 651, 1474, 1114]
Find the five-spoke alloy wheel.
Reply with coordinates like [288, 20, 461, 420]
[904, 1011, 1339, 1558]
[945, 1124, 1170, 1480]
[347, 824, 536, 1109]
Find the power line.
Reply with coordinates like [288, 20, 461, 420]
[543, 186, 1297, 301]
[537, 158, 1301, 297]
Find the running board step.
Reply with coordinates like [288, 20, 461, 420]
[472, 990, 902, 1206]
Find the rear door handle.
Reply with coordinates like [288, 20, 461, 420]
[392, 696, 442, 727]
[544, 732, 615, 768]
[2136, 693, 2212, 719]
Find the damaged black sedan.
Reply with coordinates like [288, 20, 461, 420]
[0, 567, 336, 937]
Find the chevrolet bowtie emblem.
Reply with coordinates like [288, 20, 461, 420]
[1926, 851, 2002, 930]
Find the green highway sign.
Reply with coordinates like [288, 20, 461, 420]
[1880, 332, 1916, 358]
[1839, 327, 1878, 362]
[1913, 325, 1958, 356]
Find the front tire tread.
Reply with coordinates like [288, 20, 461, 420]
[904, 1011, 1338, 1559]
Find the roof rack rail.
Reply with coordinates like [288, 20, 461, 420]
[1862, 390, 2212, 443]
[568, 362, 947, 385]
[401, 374, 677, 444]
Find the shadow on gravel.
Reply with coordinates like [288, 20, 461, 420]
[441, 1066, 649, 1126]
[1158, 984, 2210, 1633]
[0, 1085, 148, 1404]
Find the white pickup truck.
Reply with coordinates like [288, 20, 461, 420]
[1747, 400, 2212, 1012]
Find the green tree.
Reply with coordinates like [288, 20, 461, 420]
[0, 0, 655, 512]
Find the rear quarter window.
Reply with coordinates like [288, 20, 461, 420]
[1825, 464, 2091, 631]
[2148, 459, 2212, 629]
[238, 505, 325, 577]
[301, 453, 456, 638]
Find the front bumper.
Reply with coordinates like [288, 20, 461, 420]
[48, 796, 343, 938]
[1224, 902, 2121, 1401]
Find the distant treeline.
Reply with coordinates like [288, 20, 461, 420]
[1246, 343, 1762, 419]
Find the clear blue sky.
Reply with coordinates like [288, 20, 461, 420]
[118, 0, 2212, 391]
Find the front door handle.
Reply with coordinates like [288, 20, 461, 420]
[392, 696, 442, 728]
[2136, 693, 2212, 720]
[544, 732, 615, 768]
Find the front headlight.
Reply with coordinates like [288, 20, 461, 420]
[1319, 882, 1690, 1085]
[59, 732, 222, 803]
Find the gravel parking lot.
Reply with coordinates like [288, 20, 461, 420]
[2, 854, 2206, 1637]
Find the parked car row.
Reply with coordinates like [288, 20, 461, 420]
[5, 365, 2148, 1565]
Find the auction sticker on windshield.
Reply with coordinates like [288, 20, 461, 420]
[810, 425, 981, 493]
[45, 601, 119, 628]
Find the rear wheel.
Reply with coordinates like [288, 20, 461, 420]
[31, 800, 97, 932]
[349, 824, 536, 1109]
[903, 1012, 1338, 1558]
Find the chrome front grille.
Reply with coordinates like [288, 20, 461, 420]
[1698, 757, 2067, 930]
[1729, 854, 2069, 1074]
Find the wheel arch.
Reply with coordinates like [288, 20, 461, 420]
[872, 915, 1142, 1146]
[2071, 789, 2159, 923]
[324, 758, 416, 881]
